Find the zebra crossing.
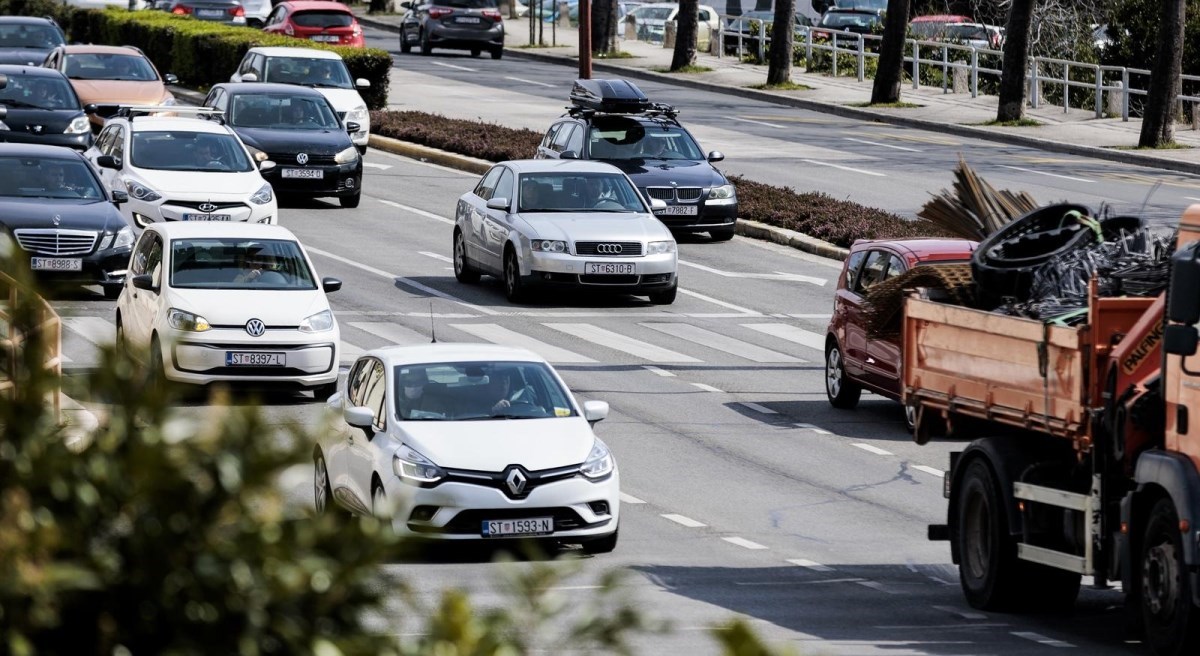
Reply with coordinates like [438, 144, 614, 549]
[55, 312, 831, 368]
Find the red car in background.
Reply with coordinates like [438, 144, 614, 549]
[263, 1, 365, 48]
[824, 238, 977, 428]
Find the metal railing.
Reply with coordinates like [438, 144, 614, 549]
[0, 269, 62, 417]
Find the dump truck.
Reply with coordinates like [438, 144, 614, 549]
[907, 207, 1200, 655]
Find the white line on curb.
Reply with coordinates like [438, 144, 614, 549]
[662, 513, 707, 528]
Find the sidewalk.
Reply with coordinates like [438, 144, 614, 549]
[355, 8, 1200, 175]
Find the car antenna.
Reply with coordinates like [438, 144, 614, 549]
[429, 301, 437, 344]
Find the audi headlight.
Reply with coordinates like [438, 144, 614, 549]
[64, 115, 90, 134]
[531, 239, 567, 253]
[580, 438, 614, 479]
[346, 106, 369, 124]
[125, 180, 161, 203]
[392, 445, 445, 485]
[647, 240, 676, 255]
[166, 308, 210, 332]
[249, 183, 273, 205]
[334, 146, 359, 164]
[708, 184, 736, 200]
[246, 145, 269, 162]
[299, 309, 334, 333]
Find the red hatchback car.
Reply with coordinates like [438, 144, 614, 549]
[263, 1, 365, 48]
[824, 238, 977, 427]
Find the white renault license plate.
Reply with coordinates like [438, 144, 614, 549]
[31, 257, 82, 271]
[226, 352, 286, 366]
[482, 517, 553, 537]
[585, 262, 635, 275]
[659, 205, 698, 216]
[456, 16, 482, 23]
[183, 213, 232, 221]
[311, 34, 340, 42]
[282, 168, 324, 179]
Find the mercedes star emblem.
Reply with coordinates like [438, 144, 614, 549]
[31, 125, 44, 135]
[596, 243, 623, 254]
[296, 152, 309, 165]
[52, 214, 61, 226]
[198, 202, 217, 213]
[505, 468, 528, 496]
[244, 319, 266, 337]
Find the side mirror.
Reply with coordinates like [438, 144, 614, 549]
[649, 198, 667, 211]
[84, 103, 98, 115]
[111, 189, 128, 205]
[97, 155, 122, 170]
[259, 160, 276, 172]
[344, 405, 374, 429]
[0, 73, 6, 89]
[164, 73, 179, 85]
[486, 197, 510, 211]
[1169, 245, 1200, 324]
[322, 276, 342, 293]
[345, 121, 360, 133]
[131, 273, 156, 291]
[241, 72, 259, 83]
[559, 149, 578, 159]
[355, 78, 371, 89]
[707, 150, 725, 162]
[1165, 324, 1199, 357]
[582, 400, 609, 424]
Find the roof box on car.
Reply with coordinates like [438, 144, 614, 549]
[569, 79, 650, 114]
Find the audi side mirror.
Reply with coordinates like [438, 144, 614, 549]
[707, 150, 725, 162]
[322, 277, 342, 293]
[97, 155, 122, 170]
[111, 189, 128, 205]
[486, 197, 510, 211]
[131, 273, 155, 291]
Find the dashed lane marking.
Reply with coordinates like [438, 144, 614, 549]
[643, 323, 801, 363]
[857, 580, 899, 594]
[505, 76, 555, 88]
[361, 162, 392, 170]
[451, 323, 596, 363]
[999, 165, 1094, 184]
[643, 365, 676, 377]
[724, 115, 787, 129]
[430, 61, 477, 72]
[690, 383, 724, 393]
[801, 158, 886, 177]
[723, 536, 769, 550]
[1012, 632, 1075, 648]
[795, 423, 833, 435]
[843, 137, 922, 152]
[378, 199, 455, 225]
[740, 402, 779, 415]
[786, 558, 834, 572]
[619, 493, 646, 504]
[677, 288, 761, 315]
[418, 251, 452, 263]
[661, 513, 707, 528]
[913, 465, 946, 478]
[853, 443, 894, 456]
[933, 605, 989, 621]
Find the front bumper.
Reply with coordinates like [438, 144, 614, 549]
[130, 196, 277, 227]
[652, 199, 738, 233]
[161, 327, 339, 386]
[0, 130, 93, 150]
[523, 249, 677, 291]
[25, 246, 132, 289]
[262, 162, 361, 197]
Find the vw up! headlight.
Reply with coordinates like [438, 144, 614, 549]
[346, 106, 369, 125]
[299, 310, 334, 333]
[166, 308, 211, 332]
[393, 445, 445, 485]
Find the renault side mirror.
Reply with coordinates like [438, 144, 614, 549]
[583, 400, 609, 425]
[322, 277, 342, 293]
[486, 197, 510, 211]
[649, 198, 667, 211]
[1169, 244, 1200, 324]
[355, 78, 370, 89]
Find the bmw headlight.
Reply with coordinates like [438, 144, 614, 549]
[125, 180, 161, 203]
[249, 183, 273, 205]
[246, 145, 269, 162]
[346, 106, 369, 124]
[580, 438, 614, 479]
[166, 308, 210, 332]
[298, 309, 334, 333]
[334, 146, 359, 164]
[392, 445, 445, 485]
[647, 240, 676, 255]
[64, 115, 91, 134]
[531, 239, 567, 253]
[708, 184, 736, 200]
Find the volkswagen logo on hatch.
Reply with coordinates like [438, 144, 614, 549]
[198, 202, 217, 213]
[596, 243, 623, 255]
[245, 319, 266, 337]
[296, 153, 309, 165]
[505, 467, 528, 496]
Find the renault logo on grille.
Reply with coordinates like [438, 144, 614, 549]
[296, 153, 309, 165]
[198, 203, 217, 213]
[505, 467, 528, 496]
[245, 319, 266, 337]
[596, 243, 623, 254]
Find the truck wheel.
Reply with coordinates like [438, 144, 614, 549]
[1140, 498, 1200, 656]
[825, 342, 861, 409]
[957, 458, 1021, 610]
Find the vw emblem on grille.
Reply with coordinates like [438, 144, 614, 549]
[198, 202, 217, 213]
[296, 153, 309, 165]
[596, 243, 623, 254]
[245, 319, 266, 337]
[52, 214, 61, 226]
[505, 467, 528, 496]
[31, 125, 44, 135]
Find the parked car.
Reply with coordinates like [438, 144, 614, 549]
[399, 0, 505, 59]
[908, 14, 973, 40]
[203, 82, 363, 208]
[42, 45, 178, 131]
[814, 7, 883, 38]
[0, 143, 134, 299]
[229, 47, 371, 153]
[535, 79, 737, 241]
[824, 238, 977, 428]
[941, 22, 1004, 49]
[115, 222, 343, 395]
[626, 2, 719, 45]
[242, 0, 273, 26]
[315, 342, 620, 554]
[454, 158, 679, 304]
[0, 65, 94, 150]
[262, 1, 365, 49]
[156, 0, 249, 25]
[721, 9, 814, 56]
[84, 106, 278, 228]
[0, 16, 66, 66]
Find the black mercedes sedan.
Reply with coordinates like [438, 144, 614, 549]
[202, 82, 363, 208]
[0, 66, 93, 150]
[0, 16, 66, 67]
[0, 144, 134, 299]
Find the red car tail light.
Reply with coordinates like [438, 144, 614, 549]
[171, 5, 191, 14]
[229, 5, 244, 16]
[429, 7, 453, 18]
[481, 8, 501, 19]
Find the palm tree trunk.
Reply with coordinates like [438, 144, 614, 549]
[870, 0, 912, 104]
[1138, 0, 1185, 148]
[671, 0, 699, 70]
[996, 0, 1033, 122]
[765, 0, 796, 85]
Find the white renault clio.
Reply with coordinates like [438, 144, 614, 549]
[115, 222, 342, 397]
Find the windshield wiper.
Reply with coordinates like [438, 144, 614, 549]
[308, 82, 347, 88]
[0, 99, 39, 109]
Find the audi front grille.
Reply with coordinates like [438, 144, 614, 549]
[13, 229, 99, 256]
[574, 241, 644, 256]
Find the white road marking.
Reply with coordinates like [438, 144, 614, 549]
[544, 323, 700, 362]
[844, 137, 922, 152]
[852, 443, 894, 456]
[789, 313, 833, 319]
[505, 75, 555, 88]
[725, 115, 787, 129]
[740, 402, 779, 415]
[913, 465, 946, 478]
[643, 323, 801, 363]
[933, 605, 988, 621]
[431, 61, 477, 72]
[1186, 196, 1200, 202]
[795, 423, 833, 435]
[801, 158, 886, 177]
[620, 493, 646, 504]
[346, 322, 431, 345]
[928, 576, 956, 586]
[677, 288, 761, 315]
[678, 259, 827, 285]
[63, 317, 115, 346]
[362, 162, 393, 170]
[787, 558, 834, 572]
[691, 382, 724, 393]
[418, 251, 453, 263]
[742, 323, 825, 352]
[451, 323, 596, 363]
[339, 341, 364, 362]
[723, 536, 769, 550]
[1012, 632, 1075, 648]
[366, 151, 476, 177]
[857, 580, 899, 594]
[378, 198, 455, 225]
[1000, 165, 1094, 184]
[661, 513, 707, 528]
[643, 365, 676, 377]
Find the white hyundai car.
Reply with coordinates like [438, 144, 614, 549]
[115, 222, 343, 397]
[85, 106, 277, 227]
[316, 343, 620, 553]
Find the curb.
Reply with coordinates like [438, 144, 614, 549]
[736, 219, 849, 261]
[355, 13, 402, 33]
[368, 134, 493, 174]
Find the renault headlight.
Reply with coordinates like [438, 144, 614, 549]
[298, 309, 334, 333]
[346, 106, 369, 124]
[125, 180, 161, 202]
[393, 445, 445, 485]
[580, 438, 614, 479]
[334, 146, 359, 164]
[531, 239, 567, 253]
[166, 308, 210, 332]
[647, 240, 676, 255]
[708, 184, 736, 200]
[64, 115, 91, 134]
[246, 145, 269, 162]
[249, 183, 273, 205]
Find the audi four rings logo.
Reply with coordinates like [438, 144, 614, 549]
[505, 467, 528, 496]
[245, 319, 266, 337]
[596, 243, 623, 254]
[296, 153, 309, 165]
[198, 203, 217, 213]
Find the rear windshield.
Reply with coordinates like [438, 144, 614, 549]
[291, 10, 354, 28]
[0, 23, 64, 49]
[820, 12, 879, 29]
